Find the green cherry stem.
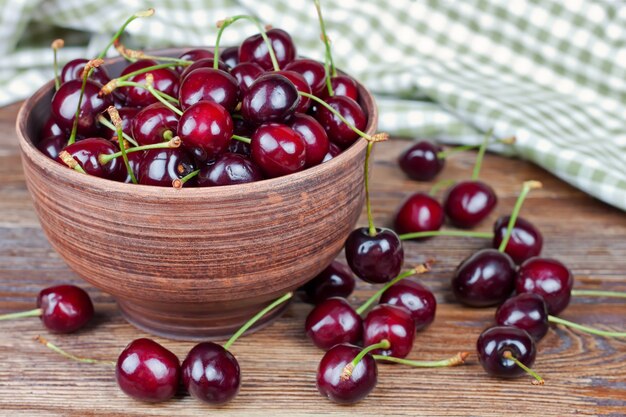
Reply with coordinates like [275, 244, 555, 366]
[68, 59, 104, 146]
[313, 0, 336, 96]
[98, 137, 181, 165]
[341, 339, 390, 380]
[51, 39, 64, 90]
[100, 80, 180, 106]
[96, 9, 155, 60]
[471, 128, 494, 181]
[108, 106, 137, 184]
[172, 169, 200, 189]
[373, 351, 469, 367]
[437, 136, 515, 159]
[36, 335, 115, 366]
[548, 315, 626, 338]
[0, 308, 42, 321]
[223, 292, 293, 350]
[232, 134, 252, 144]
[106, 62, 190, 89]
[502, 350, 544, 385]
[364, 141, 376, 236]
[429, 179, 456, 196]
[399, 230, 493, 241]
[97, 115, 138, 146]
[356, 264, 430, 315]
[214, 15, 280, 71]
[571, 289, 626, 298]
[497, 180, 542, 252]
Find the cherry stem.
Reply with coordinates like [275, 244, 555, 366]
[437, 136, 515, 159]
[36, 336, 115, 366]
[96, 9, 155, 61]
[373, 351, 469, 367]
[571, 289, 626, 299]
[0, 308, 42, 321]
[356, 263, 430, 315]
[98, 137, 181, 165]
[429, 179, 456, 196]
[172, 169, 200, 189]
[163, 130, 174, 141]
[497, 180, 542, 252]
[51, 39, 64, 90]
[502, 350, 544, 385]
[548, 315, 626, 338]
[471, 128, 494, 180]
[341, 339, 390, 381]
[111, 62, 189, 88]
[59, 150, 87, 174]
[97, 115, 138, 146]
[223, 292, 293, 350]
[145, 79, 183, 116]
[399, 230, 493, 241]
[313, 0, 336, 95]
[364, 141, 376, 236]
[68, 59, 103, 145]
[232, 134, 252, 144]
[214, 15, 280, 71]
[108, 106, 137, 184]
[101, 79, 179, 106]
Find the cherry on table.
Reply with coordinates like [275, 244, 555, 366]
[284, 58, 327, 96]
[444, 180, 497, 228]
[21, 284, 93, 333]
[178, 67, 240, 112]
[305, 297, 362, 350]
[379, 278, 436, 331]
[250, 123, 306, 178]
[137, 148, 196, 187]
[131, 103, 178, 145]
[394, 192, 444, 237]
[516, 257, 573, 315]
[119, 59, 179, 108]
[238, 28, 296, 70]
[241, 73, 299, 124]
[476, 326, 540, 382]
[288, 113, 329, 167]
[300, 260, 355, 304]
[51, 79, 112, 136]
[363, 304, 415, 358]
[116, 338, 181, 403]
[178, 100, 233, 161]
[230, 62, 265, 92]
[398, 140, 444, 182]
[495, 293, 549, 341]
[197, 153, 263, 186]
[344, 227, 404, 284]
[492, 216, 543, 264]
[313, 96, 366, 149]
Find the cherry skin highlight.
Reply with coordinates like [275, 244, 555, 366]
[36, 285, 94, 333]
[197, 153, 263, 186]
[241, 73, 299, 125]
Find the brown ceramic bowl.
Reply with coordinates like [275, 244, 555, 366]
[16, 49, 377, 340]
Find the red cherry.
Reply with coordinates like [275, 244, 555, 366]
[516, 257, 573, 315]
[322, 142, 342, 162]
[131, 103, 179, 145]
[100, 107, 139, 140]
[305, 297, 362, 350]
[177, 101, 234, 160]
[58, 137, 123, 179]
[241, 73, 299, 125]
[119, 60, 179, 107]
[250, 123, 306, 178]
[275, 70, 312, 113]
[36, 285, 94, 333]
[284, 58, 327, 96]
[362, 304, 415, 358]
[398, 141, 444, 182]
[230, 62, 265, 92]
[492, 216, 543, 264]
[321, 75, 359, 101]
[288, 113, 329, 167]
[178, 68, 240, 112]
[393, 192, 444, 237]
[300, 260, 355, 304]
[238, 28, 296, 70]
[51, 79, 112, 136]
[379, 279, 436, 330]
[313, 96, 366, 149]
[443, 181, 497, 228]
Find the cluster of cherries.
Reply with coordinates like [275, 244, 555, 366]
[38, 7, 372, 188]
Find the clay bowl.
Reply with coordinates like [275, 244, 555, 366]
[16, 49, 377, 340]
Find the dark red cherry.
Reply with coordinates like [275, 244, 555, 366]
[228, 138, 251, 156]
[321, 75, 359, 101]
[313, 96, 366, 149]
[197, 153, 263, 186]
[37, 136, 66, 159]
[116, 338, 181, 403]
[59, 138, 123, 179]
[177, 49, 215, 72]
[444, 180, 497, 228]
[60, 58, 111, 87]
[398, 141, 444, 181]
[379, 279, 436, 331]
[40, 116, 66, 139]
[241, 73, 299, 124]
[476, 326, 536, 379]
[284, 58, 327, 96]
[178, 101, 233, 160]
[131, 103, 178, 145]
[316, 343, 377, 404]
[230, 62, 265, 93]
[322, 142, 341, 162]
[305, 297, 362, 350]
[36, 285, 94, 333]
[101, 107, 139, 140]
[182, 342, 241, 405]
[452, 248, 516, 307]
[495, 293, 549, 341]
[363, 304, 415, 358]
[120, 151, 144, 184]
[493, 216, 543, 264]
[250, 123, 306, 178]
[51, 79, 112, 136]
[301, 261, 355, 304]
[179, 58, 230, 81]
[120, 60, 179, 108]
[275, 70, 311, 113]
[393, 192, 444, 237]
[516, 257, 573, 315]
[344, 227, 404, 284]
[137, 148, 196, 187]
[221, 46, 239, 68]
[238, 28, 296, 70]
[179, 68, 240, 112]
[288, 113, 329, 167]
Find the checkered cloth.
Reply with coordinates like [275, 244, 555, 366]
[2, 0, 625, 210]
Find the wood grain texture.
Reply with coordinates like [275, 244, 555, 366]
[14, 56, 376, 339]
[1, 101, 626, 416]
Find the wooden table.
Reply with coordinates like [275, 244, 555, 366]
[1, 101, 625, 416]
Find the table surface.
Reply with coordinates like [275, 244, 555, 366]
[1, 101, 625, 417]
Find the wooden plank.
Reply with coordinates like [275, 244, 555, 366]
[0, 102, 625, 416]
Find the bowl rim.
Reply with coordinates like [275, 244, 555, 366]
[16, 49, 377, 198]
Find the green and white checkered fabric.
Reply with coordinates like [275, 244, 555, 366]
[1, 0, 625, 210]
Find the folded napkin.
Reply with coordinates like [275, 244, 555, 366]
[2, 0, 624, 210]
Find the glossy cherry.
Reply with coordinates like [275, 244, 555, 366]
[379, 279, 436, 331]
[40, 116, 65, 139]
[284, 58, 327, 96]
[177, 101, 234, 161]
[51, 79, 112, 136]
[398, 141, 444, 182]
[137, 148, 196, 187]
[476, 326, 537, 379]
[250, 123, 306, 178]
[452, 249, 516, 307]
[131, 103, 178, 145]
[300, 260, 355, 304]
[444, 180, 497, 228]
[241, 73, 299, 124]
[288, 113, 329, 167]
[393, 192, 444, 237]
[492, 216, 543, 264]
[495, 293, 549, 341]
[119, 59, 179, 108]
[305, 297, 362, 350]
[179, 58, 229, 80]
[101, 107, 139, 140]
[363, 304, 415, 358]
[197, 153, 263, 186]
[37, 136, 66, 159]
[36, 285, 94, 333]
[182, 342, 241, 405]
[177, 49, 215, 71]
[322, 142, 341, 162]
[344, 227, 404, 284]
[238, 28, 296, 70]
[313, 96, 366, 149]
[316, 343, 377, 404]
[230, 62, 265, 92]
[59, 137, 123, 179]
[220, 46, 239, 68]
[321, 75, 359, 101]
[516, 257, 573, 315]
[116, 338, 181, 403]
[178, 68, 240, 112]
[60, 58, 111, 87]
[275, 70, 311, 113]
[120, 151, 144, 184]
